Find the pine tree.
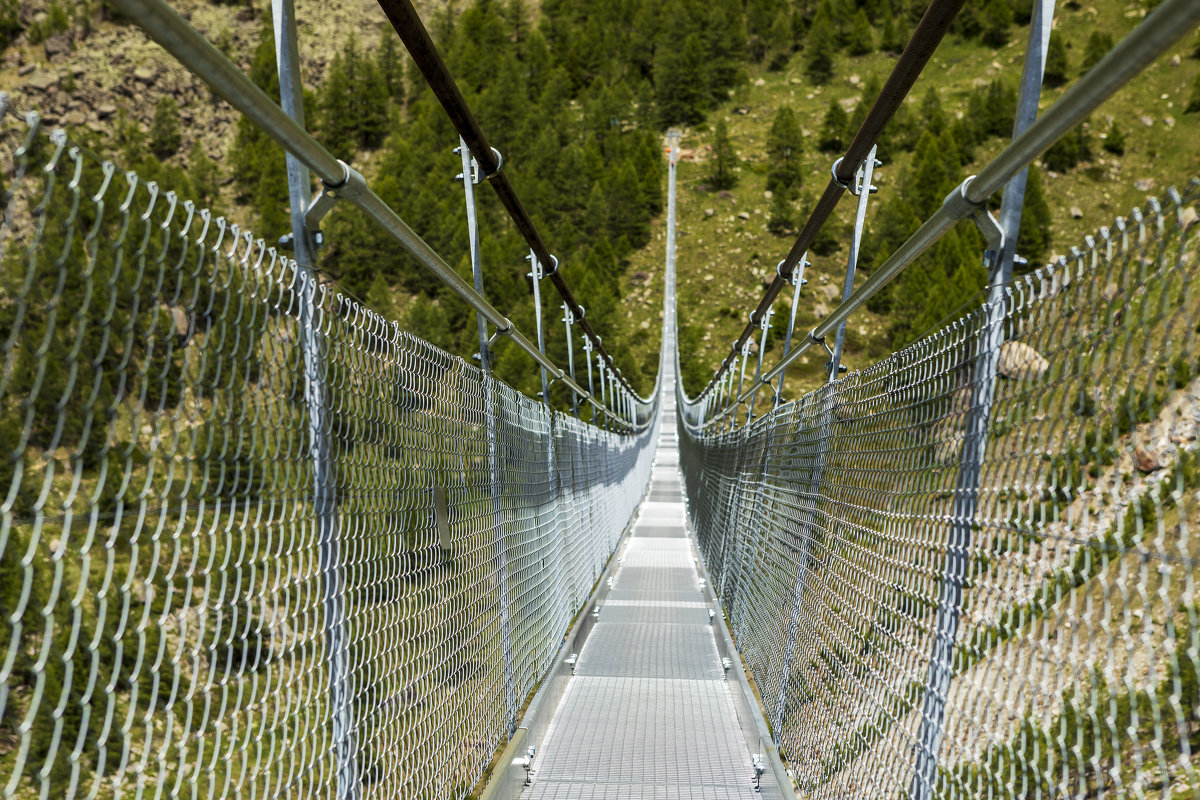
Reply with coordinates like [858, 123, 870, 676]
[1080, 31, 1114, 73]
[847, 9, 874, 56]
[880, 13, 907, 54]
[818, 99, 849, 153]
[655, 32, 708, 126]
[1014, 165, 1051, 268]
[766, 8, 793, 70]
[767, 186, 794, 235]
[377, 28, 405, 105]
[1043, 31, 1068, 87]
[188, 139, 219, 205]
[981, 0, 1011, 48]
[706, 0, 748, 98]
[766, 106, 804, 193]
[708, 118, 739, 190]
[804, 10, 836, 84]
[1102, 120, 1126, 154]
[228, 25, 290, 240]
[149, 96, 181, 159]
[1043, 121, 1091, 172]
[919, 87, 948, 138]
[366, 272, 396, 321]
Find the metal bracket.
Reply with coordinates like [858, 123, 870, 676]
[303, 159, 368, 244]
[542, 254, 560, 277]
[942, 176, 1005, 251]
[853, 157, 882, 196]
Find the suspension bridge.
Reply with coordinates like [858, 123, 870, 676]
[1, 0, 1199, 798]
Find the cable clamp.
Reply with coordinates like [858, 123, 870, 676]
[483, 147, 503, 181]
[942, 176, 1004, 251]
[303, 160, 368, 246]
[541, 254, 560, 277]
[831, 157, 853, 191]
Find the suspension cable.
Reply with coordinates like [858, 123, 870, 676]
[375, 0, 650, 404]
[689, 0, 966, 404]
[106, 0, 645, 427]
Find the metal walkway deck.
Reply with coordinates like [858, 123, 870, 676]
[522, 403, 763, 798]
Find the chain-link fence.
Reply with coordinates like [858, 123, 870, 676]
[0, 110, 657, 799]
[680, 181, 1200, 798]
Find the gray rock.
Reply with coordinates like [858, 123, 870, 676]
[822, 284, 842, 302]
[97, 104, 118, 119]
[1134, 178, 1154, 192]
[17, 63, 35, 77]
[704, 208, 715, 218]
[997, 341, 1048, 382]
[24, 70, 59, 91]
[43, 31, 73, 59]
[737, 211, 750, 221]
[1070, 206, 1083, 219]
[134, 66, 157, 83]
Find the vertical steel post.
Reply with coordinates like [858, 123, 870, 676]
[456, 137, 516, 731]
[828, 146, 878, 380]
[583, 336, 596, 424]
[562, 303, 578, 418]
[745, 307, 773, 425]
[597, 359, 608, 429]
[271, 3, 357, 797]
[529, 251, 550, 405]
[774, 255, 808, 409]
[908, 5, 1053, 798]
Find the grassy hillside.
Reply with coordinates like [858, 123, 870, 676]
[624, 0, 1200, 401]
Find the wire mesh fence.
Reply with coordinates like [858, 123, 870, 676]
[680, 181, 1200, 798]
[0, 111, 657, 799]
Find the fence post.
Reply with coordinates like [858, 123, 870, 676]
[270, 3, 358, 797]
[455, 137, 516, 732]
[828, 146, 879, 379]
[774, 255, 808, 409]
[907, 4, 1054, 797]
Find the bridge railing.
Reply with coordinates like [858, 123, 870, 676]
[676, 1, 1200, 796]
[0, 91, 659, 799]
[681, 180, 1200, 797]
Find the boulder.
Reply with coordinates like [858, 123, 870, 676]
[1133, 446, 1161, 473]
[997, 341, 1049, 382]
[43, 31, 74, 59]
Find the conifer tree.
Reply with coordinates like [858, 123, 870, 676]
[149, 96, 181, 159]
[1080, 31, 1114, 73]
[1102, 120, 1126, 154]
[1042, 121, 1091, 172]
[919, 87, 947, 138]
[766, 8, 793, 70]
[848, 9, 874, 56]
[377, 28, 405, 105]
[818, 99, 849, 153]
[708, 118, 739, 190]
[228, 25, 290, 240]
[766, 106, 804, 193]
[804, 10, 836, 84]
[1014, 165, 1051, 268]
[746, 0, 775, 62]
[767, 186, 794, 235]
[981, 0, 1011, 48]
[655, 32, 708, 126]
[1043, 31, 1068, 87]
[706, 0, 748, 97]
[880, 13, 907, 54]
[188, 139, 219, 205]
